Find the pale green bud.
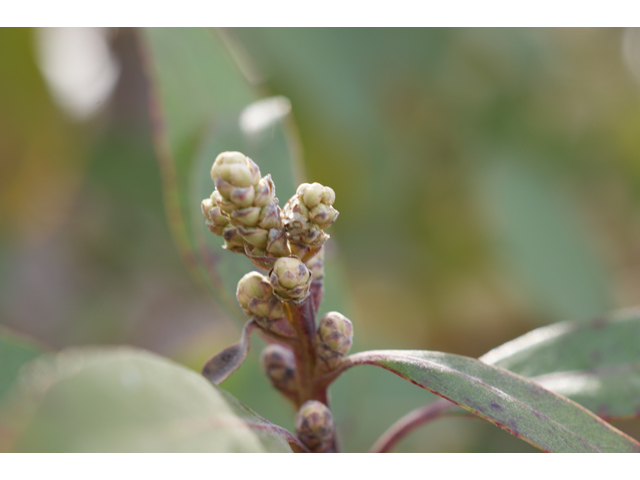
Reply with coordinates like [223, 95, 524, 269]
[213, 190, 239, 214]
[295, 401, 334, 452]
[230, 206, 261, 227]
[266, 229, 290, 257]
[253, 175, 276, 208]
[258, 202, 283, 230]
[210, 151, 261, 188]
[297, 182, 335, 208]
[269, 256, 312, 302]
[297, 182, 324, 208]
[221, 225, 246, 253]
[308, 203, 339, 229]
[316, 312, 353, 368]
[237, 226, 269, 249]
[236, 272, 284, 320]
[260, 344, 296, 393]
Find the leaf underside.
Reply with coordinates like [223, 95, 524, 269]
[0, 347, 303, 452]
[342, 349, 640, 452]
[201, 320, 258, 385]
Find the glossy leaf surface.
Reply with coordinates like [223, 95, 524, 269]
[337, 350, 640, 452]
[0, 348, 302, 452]
[481, 308, 640, 420]
[138, 28, 303, 321]
[0, 328, 43, 403]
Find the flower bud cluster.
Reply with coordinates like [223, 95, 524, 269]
[203, 152, 289, 259]
[316, 312, 353, 369]
[268, 256, 312, 303]
[295, 401, 335, 453]
[282, 182, 338, 260]
[260, 344, 297, 394]
[236, 271, 297, 337]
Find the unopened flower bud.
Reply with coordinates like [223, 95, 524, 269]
[295, 401, 334, 452]
[297, 183, 335, 209]
[308, 203, 339, 230]
[212, 190, 239, 214]
[266, 229, 290, 257]
[222, 226, 246, 253]
[260, 344, 296, 393]
[258, 202, 282, 230]
[202, 199, 231, 235]
[283, 182, 338, 262]
[230, 206, 262, 227]
[269, 256, 312, 303]
[236, 272, 284, 320]
[316, 312, 353, 369]
[237, 226, 269, 249]
[253, 175, 276, 208]
[305, 247, 325, 281]
[210, 151, 261, 189]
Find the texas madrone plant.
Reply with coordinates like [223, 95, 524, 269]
[201, 151, 344, 452]
[198, 151, 640, 454]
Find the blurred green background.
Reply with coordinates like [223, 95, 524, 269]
[2, 27, 640, 452]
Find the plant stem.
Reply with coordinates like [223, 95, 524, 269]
[285, 296, 319, 405]
[369, 399, 454, 453]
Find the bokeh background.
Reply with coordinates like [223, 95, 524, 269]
[2, 27, 640, 452]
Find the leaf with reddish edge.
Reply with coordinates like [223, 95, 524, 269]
[0, 347, 306, 452]
[481, 307, 640, 420]
[202, 320, 258, 385]
[329, 350, 640, 452]
[137, 28, 304, 322]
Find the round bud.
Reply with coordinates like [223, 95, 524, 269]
[221, 226, 246, 253]
[260, 344, 296, 392]
[269, 256, 312, 302]
[298, 182, 324, 208]
[210, 151, 261, 188]
[236, 272, 284, 320]
[253, 175, 276, 208]
[295, 401, 334, 452]
[316, 312, 353, 369]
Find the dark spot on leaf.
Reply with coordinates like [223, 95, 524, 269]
[490, 401, 503, 411]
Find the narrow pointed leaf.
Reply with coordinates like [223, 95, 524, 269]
[202, 320, 258, 385]
[481, 308, 640, 420]
[138, 28, 303, 321]
[335, 350, 640, 452]
[0, 347, 304, 452]
[0, 328, 43, 403]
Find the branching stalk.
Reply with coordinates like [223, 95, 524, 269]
[370, 399, 455, 453]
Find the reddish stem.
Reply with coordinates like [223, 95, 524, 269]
[285, 297, 319, 405]
[310, 280, 324, 314]
[369, 399, 454, 453]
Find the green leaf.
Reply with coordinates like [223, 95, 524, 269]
[138, 28, 304, 321]
[0, 347, 303, 452]
[481, 308, 640, 420]
[0, 328, 43, 403]
[335, 350, 640, 452]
